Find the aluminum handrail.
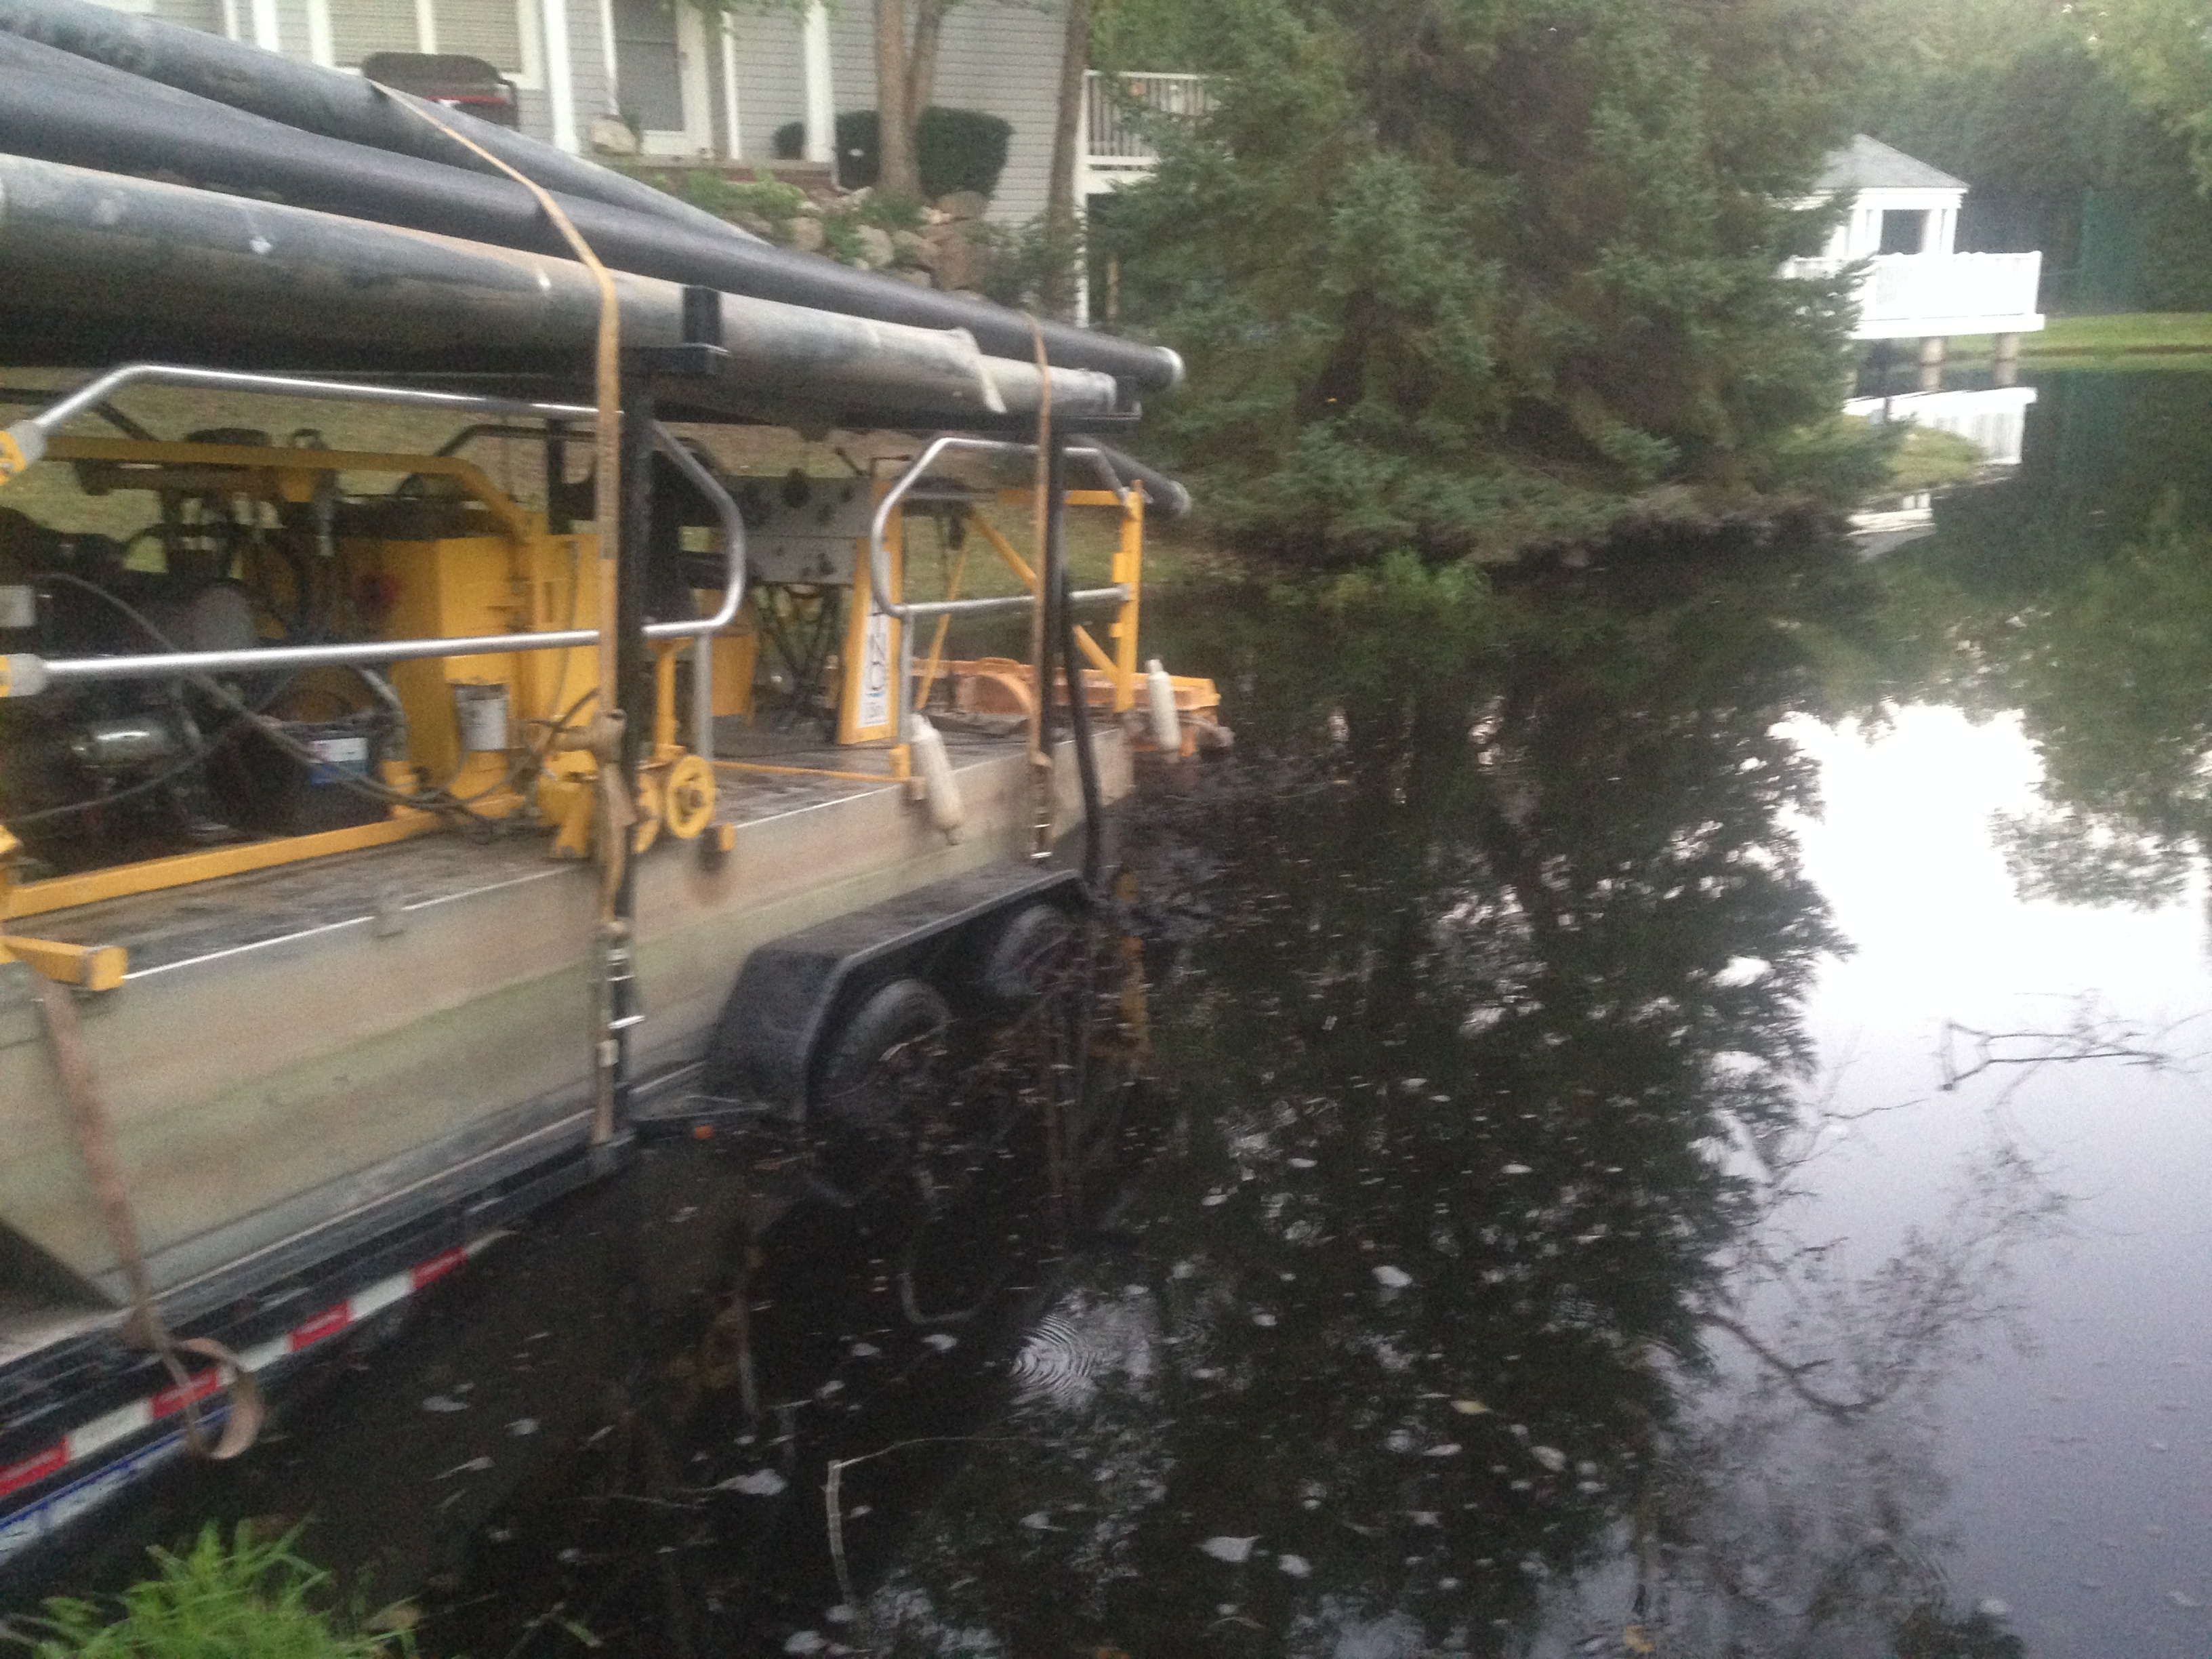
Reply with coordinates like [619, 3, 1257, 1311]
[865, 436, 1132, 744]
[643, 423, 747, 753]
[1, 363, 595, 478]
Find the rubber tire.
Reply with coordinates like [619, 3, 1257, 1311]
[813, 977, 951, 1130]
[977, 903, 1077, 1008]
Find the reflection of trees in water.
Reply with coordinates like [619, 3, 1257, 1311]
[1876, 373, 2212, 915]
[868, 544, 2046, 1656]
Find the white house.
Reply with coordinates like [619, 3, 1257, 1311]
[1786, 135, 2045, 378]
[98, 0, 1079, 229]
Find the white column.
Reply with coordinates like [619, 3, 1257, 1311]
[543, 0, 580, 153]
[801, 2, 834, 165]
[249, 0, 280, 50]
[219, 0, 240, 41]
[720, 15, 742, 160]
[305, 0, 333, 65]
[598, 0, 620, 112]
[413, 0, 437, 52]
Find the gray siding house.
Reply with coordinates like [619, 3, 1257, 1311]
[97, 0, 1071, 228]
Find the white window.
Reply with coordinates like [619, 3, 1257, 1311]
[308, 0, 542, 85]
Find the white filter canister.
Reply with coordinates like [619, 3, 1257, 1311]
[454, 683, 512, 754]
[1146, 658, 1182, 756]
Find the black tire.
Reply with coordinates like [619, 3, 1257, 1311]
[813, 977, 951, 1130]
[977, 903, 1077, 1008]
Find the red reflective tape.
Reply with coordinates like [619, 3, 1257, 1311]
[287, 1304, 351, 1351]
[0, 1443, 66, 1498]
[151, 1372, 221, 1418]
[410, 1247, 467, 1289]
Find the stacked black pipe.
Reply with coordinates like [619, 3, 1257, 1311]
[0, 0, 1182, 395]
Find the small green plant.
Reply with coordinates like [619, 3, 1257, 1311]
[819, 213, 869, 264]
[676, 168, 807, 228]
[8, 1523, 411, 1659]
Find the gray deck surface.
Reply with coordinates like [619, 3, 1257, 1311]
[28, 726, 1025, 975]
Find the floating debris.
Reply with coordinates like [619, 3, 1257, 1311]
[1372, 1266, 1413, 1290]
[1019, 1511, 1055, 1532]
[923, 1333, 959, 1353]
[1288, 1157, 1318, 1170]
[1252, 1313, 1278, 1328]
[1530, 1446, 1568, 1473]
[1200, 1536, 1259, 1563]
[435, 1456, 493, 1479]
[784, 1633, 827, 1655]
[1277, 1553, 1312, 1578]
[1202, 1191, 1231, 1207]
[507, 1418, 539, 1437]
[1422, 1443, 1462, 1458]
[849, 1342, 881, 1358]
[420, 1395, 468, 1413]
[1501, 1164, 1532, 1176]
[720, 1469, 789, 1496]
[1452, 1398, 1491, 1416]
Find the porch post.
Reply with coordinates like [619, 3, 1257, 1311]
[720, 14, 743, 160]
[543, 0, 581, 154]
[248, 0, 280, 50]
[802, 2, 834, 165]
[598, 0, 620, 113]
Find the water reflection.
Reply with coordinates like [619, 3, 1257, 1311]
[861, 539, 2057, 1656]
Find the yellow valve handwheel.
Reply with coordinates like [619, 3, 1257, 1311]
[664, 754, 716, 841]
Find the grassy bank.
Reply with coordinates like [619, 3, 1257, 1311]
[1954, 312, 2212, 368]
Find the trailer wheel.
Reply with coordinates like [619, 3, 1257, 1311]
[814, 977, 951, 1130]
[978, 903, 1077, 1008]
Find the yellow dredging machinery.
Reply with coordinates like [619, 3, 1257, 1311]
[0, 0, 1219, 1564]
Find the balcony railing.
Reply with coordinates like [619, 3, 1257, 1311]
[1782, 251, 2045, 340]
[1083, 70, 1211, 176]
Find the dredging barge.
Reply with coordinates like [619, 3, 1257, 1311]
[0, 0, 1214, 1566]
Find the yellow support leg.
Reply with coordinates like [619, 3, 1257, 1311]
[0, 935, 128, 991]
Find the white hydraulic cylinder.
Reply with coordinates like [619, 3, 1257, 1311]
[911, 715, 966, 840]
[1146, 658, 1182, 756]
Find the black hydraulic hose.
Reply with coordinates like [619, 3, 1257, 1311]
[1059, 558, 1105, 893]
[0, 33, 1183, 393]
[0, 0, 754, 247]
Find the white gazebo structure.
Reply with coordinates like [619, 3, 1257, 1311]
[1786, 136, 2044, 384]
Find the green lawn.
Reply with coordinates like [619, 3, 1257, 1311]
[1953, 312, 2212, 361]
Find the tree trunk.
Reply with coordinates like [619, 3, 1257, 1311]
[906, 0, 951, 129]
[874, 0, 922, 201]
[1040, 0, 1090, 319]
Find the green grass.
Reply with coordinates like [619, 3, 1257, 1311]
[1888, 424, 1986, 493]
[6, 1525, 413, 1658]
[1952, 312, 2212, 361]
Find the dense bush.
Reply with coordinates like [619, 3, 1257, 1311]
[773, 107, 1012, 200]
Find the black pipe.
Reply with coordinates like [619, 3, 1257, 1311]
[0, 156, 1124, 430]
[1093, 443, 1194, 518]
[1040, 436, 1104, 888]
[0, 31, 1183, 393]
[0, 0, 754, 247]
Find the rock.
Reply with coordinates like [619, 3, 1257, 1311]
[855, 225, 895, 268]
[892, 269, 934, 287]
[733, 210, 776, 239]
[787, 217, 825, 254]
[927, 225, 993, 293]
[588, 114, 638, 156]
[937, 189, 989, 222]
[892, 228, 937, 270]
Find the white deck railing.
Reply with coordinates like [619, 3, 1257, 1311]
[1783, 251, 2045, 340]
[1083, 71, 1212, 179]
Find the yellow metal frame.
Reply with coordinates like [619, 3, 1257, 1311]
[0, 436, 727, 925]
[986, 486, 1146, 712]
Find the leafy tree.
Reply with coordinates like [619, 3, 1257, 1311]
[1101, 0, 1876, 567]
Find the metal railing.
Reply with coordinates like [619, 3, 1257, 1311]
[866, 437, 1133, 750]
[1083, 70, 1211, 173]
[1781, 251, 2044, 340]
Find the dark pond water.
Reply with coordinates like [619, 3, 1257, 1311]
[17, 368, 2212, 1657]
